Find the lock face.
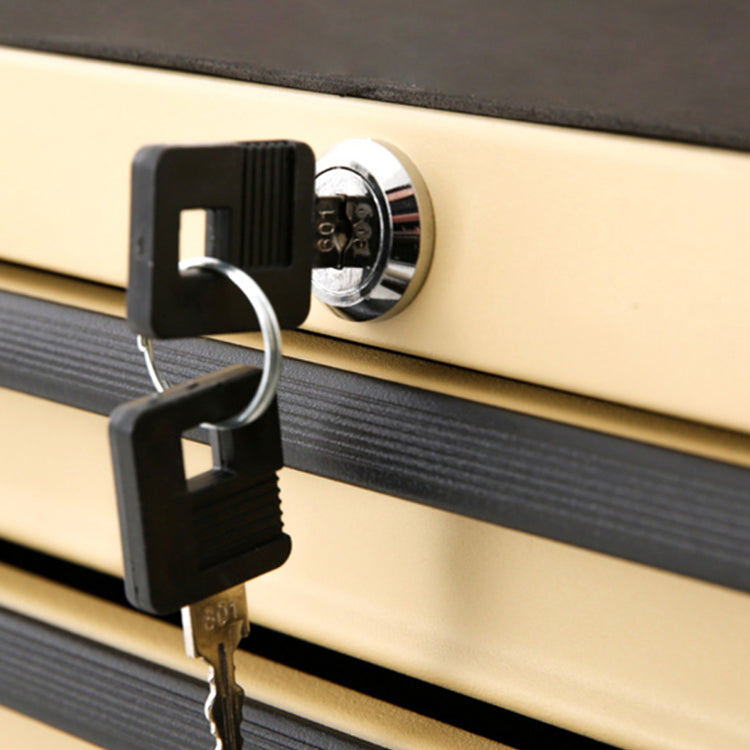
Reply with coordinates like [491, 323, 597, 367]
[312, 139, 434, 322]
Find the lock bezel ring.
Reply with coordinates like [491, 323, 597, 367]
[136, 257, 282, 429]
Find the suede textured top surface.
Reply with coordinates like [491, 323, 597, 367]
[1, 0, 749, 150]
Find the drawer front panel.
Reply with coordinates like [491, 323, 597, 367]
[3, 49, 750, 432]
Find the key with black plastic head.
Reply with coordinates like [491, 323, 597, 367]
[128, 140, 315, 339]
[109, 365, 291, 749]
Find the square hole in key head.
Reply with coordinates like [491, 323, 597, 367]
[178, 209, 207, 262]
[181, 434, 214, 479]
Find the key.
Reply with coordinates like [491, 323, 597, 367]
[182, 585, 249, 749]
[109, 364, 291, 749]
[128, 140, 315, 338]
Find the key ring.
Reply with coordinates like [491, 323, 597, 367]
[136, 257, 282, 429]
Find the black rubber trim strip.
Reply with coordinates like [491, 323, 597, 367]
[2, 289, 750, 593]
[0, 605, 383, 750]
[1, 1, 750, 152]
[0, 538, 618, 750]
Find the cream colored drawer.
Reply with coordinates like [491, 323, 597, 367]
[0, 387, 748, 750]
[0, 564, 492, 750]
[3, 48, 750, 433]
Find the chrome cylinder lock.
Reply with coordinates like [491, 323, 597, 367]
[312, 139, 434, 321]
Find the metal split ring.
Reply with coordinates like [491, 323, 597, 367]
[137, 257, 282, 429]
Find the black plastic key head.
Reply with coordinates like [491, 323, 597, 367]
[109, 365, 291, 615]
[128, 140, 315, 338]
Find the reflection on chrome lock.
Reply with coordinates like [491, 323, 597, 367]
[311, 139, 434, 321]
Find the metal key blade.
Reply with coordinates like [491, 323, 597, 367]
[182, 585, 250, 750]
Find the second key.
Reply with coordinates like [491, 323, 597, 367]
[110, 364, 291, 749]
